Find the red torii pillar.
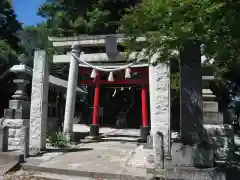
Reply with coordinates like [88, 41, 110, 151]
[140, 72, 150, 142]
[89, 73, 100, 137]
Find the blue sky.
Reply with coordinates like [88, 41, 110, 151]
[12, 0, 45, 26]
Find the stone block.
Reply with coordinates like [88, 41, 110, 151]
[0, 126, 9, 152]
[203, 101, 218, 112]
[14, 109, 29, 119]
[9, 100, 30, 110]
[4, 109, 14, 119]
[203, 124, 233, 137]
[165, 167, 226, 180]
[203, 94, 216, 101]
[8, 128, 16, 138]
[171, 143, 214, 168]
[20, 126, 29, 160]
[203, 112, 223, 125]
[204, 124, 234, 161]
[1, 119, 30, 128]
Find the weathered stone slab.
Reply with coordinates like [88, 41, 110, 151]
[180, 41, 203, 144]
[149, 61, 170, 166]
[30, 50, 49, 152]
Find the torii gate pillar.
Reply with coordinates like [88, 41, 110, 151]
[63, 44, 80, 140]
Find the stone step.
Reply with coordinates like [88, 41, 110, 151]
[0, 151, 24, 163]
[21, 163, 150, 180]
[0, 152, 23, 176]
[7, 171, 101, 180]
[6, 171, 158, 180]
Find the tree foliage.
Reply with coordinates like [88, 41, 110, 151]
[38, 0, 139, 36]
[0, 0, 23, 69]
[120, 0, 240, 74]
[120, 0, 240, 104]
[22, 0, 138, 79]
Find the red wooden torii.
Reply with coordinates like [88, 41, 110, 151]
[79, 66, 149, 137]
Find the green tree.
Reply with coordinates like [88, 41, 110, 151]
[0, 0, 23, 70]
[120, 0, 240, 105]
[32, 0, 139, 79]
[120, 0, 240, 70]
[38, 0, 139, 36]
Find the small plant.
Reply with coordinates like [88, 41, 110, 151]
[47, 132, 71, 148]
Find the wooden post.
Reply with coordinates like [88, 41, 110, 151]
[90, 73, 100, 137]
[140, 72, 150, 141]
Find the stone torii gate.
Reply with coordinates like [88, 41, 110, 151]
[49, 34, 171, 156]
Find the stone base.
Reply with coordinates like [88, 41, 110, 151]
[203, 124, 234, 161]
[171, 143, 214, 168]
[0, 119, 29, 151]
[165, 166, 226, 180]
[89, 124, 99, 137]
[140, 126, 150, 142]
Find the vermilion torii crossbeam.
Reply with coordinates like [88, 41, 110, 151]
[79, 67, 148, 75]
[79, 79, 147, 85]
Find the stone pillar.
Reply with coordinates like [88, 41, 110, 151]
[63, 45, 80, 139]
[149, 57, 171, 168]
[29, 50, 49, 153]
[180, 41, 203, 144]
[175, 41, 214, 167]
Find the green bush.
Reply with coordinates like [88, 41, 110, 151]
[47, 132, 71, 148]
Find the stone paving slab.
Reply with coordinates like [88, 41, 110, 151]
[22, 127, 150, 179]
[0, 159, 18, 176]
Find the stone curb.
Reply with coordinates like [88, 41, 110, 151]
[21, 163, 151, 180]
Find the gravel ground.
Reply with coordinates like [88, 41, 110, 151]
[3, 170, 47, 180]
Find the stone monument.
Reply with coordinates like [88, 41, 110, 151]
[29, 50, 49, 154]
